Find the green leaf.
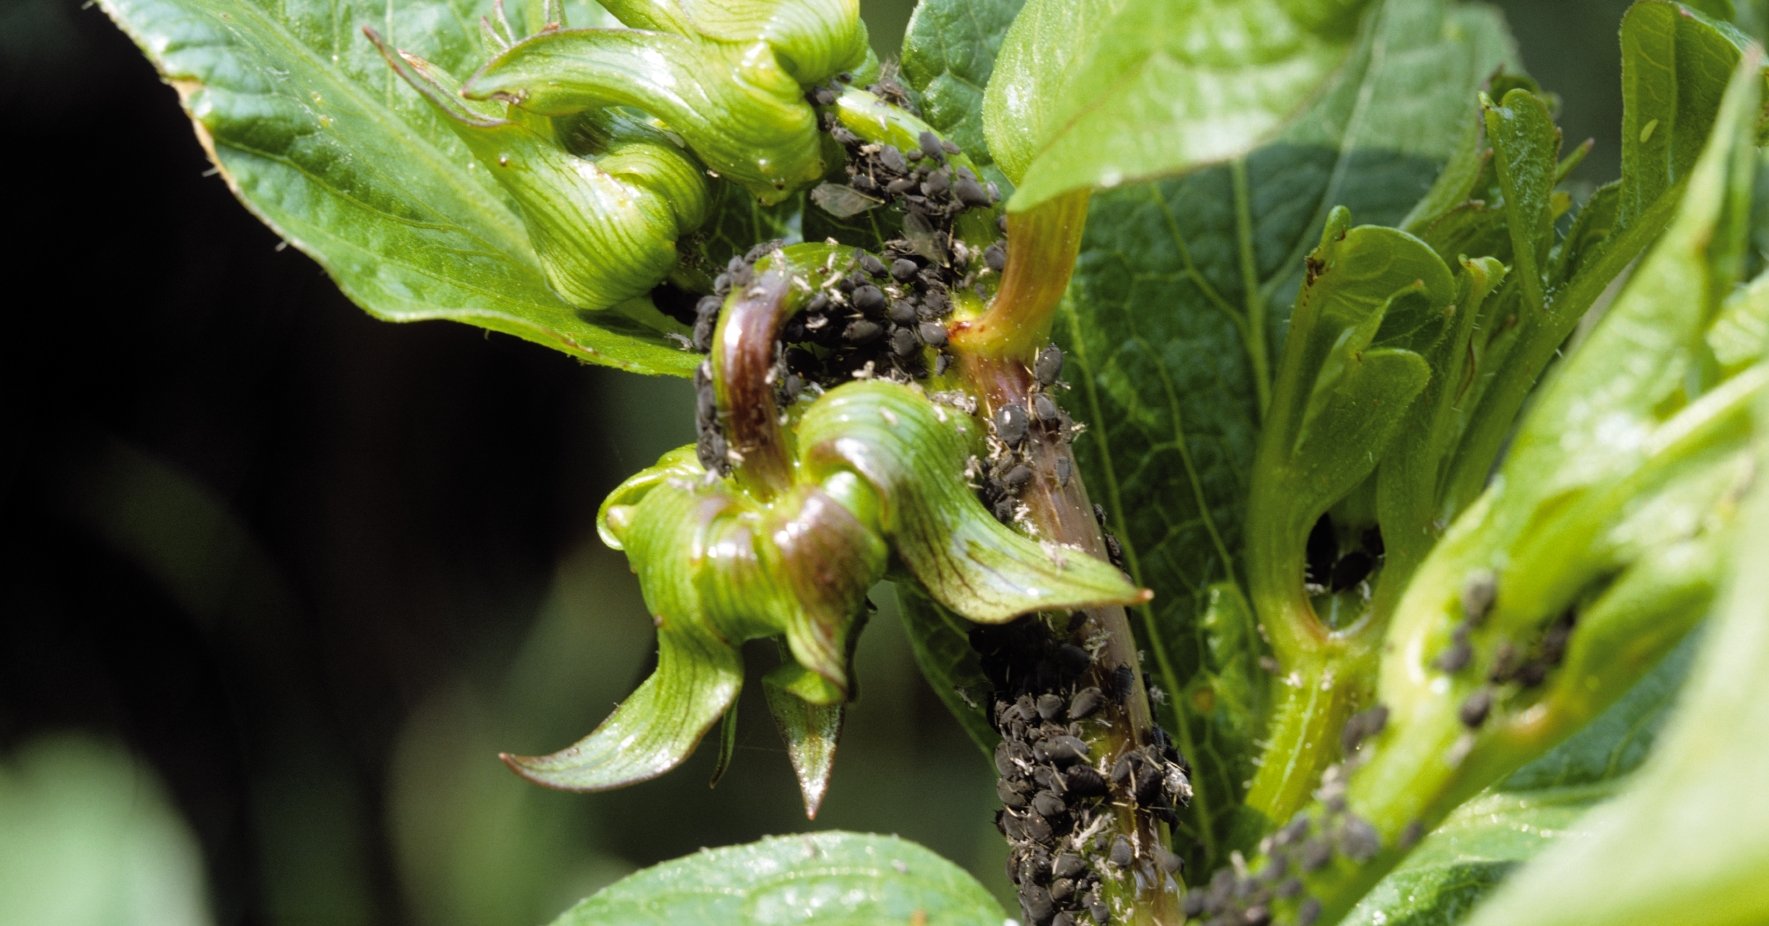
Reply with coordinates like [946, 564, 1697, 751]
[1318, 56, 1766, 926]
[982, 0, 1376, 211]
[96, 0, 699, 374]
[795, 382, 1150, 622]
[1619, 0, 1767, 226]
[900, 0, 1024, 166]
[1058, 0, 1512, 869]
[1482, 87, 1561, 312]
[501, 631, 745, 791]
[1461, 364, 1769, 926]
[1245, 214, 1447, 656]
[544, 832, 1008, 925]
[896, 584, 997, 758]
[762, 673, 844, 819]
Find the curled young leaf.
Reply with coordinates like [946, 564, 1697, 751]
[464, 28, 829, 202]
[524, 379, 1144, 802]
[1245, 209, 1447, 661]
[794, 381, 1151, 621]
[372, 32, 710, 311]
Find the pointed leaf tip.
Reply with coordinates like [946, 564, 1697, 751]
[500, 634, 743, 792]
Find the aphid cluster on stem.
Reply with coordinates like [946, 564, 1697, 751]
[976, 346, 1079, 525]
[1183, 764, 1384, 926]
[1431, 569, 1581, 733]
[974, 619, 1190, 926]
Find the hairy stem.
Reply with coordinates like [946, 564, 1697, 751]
[961, 356, 1184, 925]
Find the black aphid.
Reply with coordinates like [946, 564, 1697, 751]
[1434, 635, 1473, 673]
[918, 130, 946, 163]
[1339, 816, 1380, 862]
[1039, 735, 1090, 765]
[996, 403, 1031, 446]
[1108, 835, 1133, 868]
[1036, 692, 1066, 720]
[1296, 838, 1332, 873]
[890, 326, 918, 357]
[1339, 704, 1390, 754]
[1103, 532, 1125, 568]
[1055, 644, 1091, 678]
[1035, 345, 1064, 385]
[985, 240, 1008, 272]
[1022, 883, 1054, 923]
[955, 172, 992, 207]
[1034, 393, 1063, 428]
[852, 284, 886, 313]
[917, 320, 949, 347]
[1110, 664, 1135, 701]
[1459, 688, 1493, 728]
[1154, 846, 1182, 874]
[843, 318, 883, 344]
[921, 168, 951, 196]
[1031, 791, 1066, 818]
[1065, 765, 1108, 796]
[1462, 570, 1498, 624]
[1068, 686, 1103, 720]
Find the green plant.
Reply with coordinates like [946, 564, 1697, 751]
[97, 0, 1768, 923]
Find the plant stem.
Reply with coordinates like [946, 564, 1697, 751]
[963, 354, 1185, 925]
[950, 190, 1091, 358]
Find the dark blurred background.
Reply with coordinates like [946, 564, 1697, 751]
[0, 1, 1637, 923]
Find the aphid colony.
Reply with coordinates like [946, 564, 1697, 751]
[1433, 570, 1580, 733]
[974, 619, 1190, 926]
[688, 76, 1008, 475]
[1184, 756, 1390, 925]
[975, 345, 1077, 525]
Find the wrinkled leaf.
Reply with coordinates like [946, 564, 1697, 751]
[983, 0, 1374, 211]
[1059, 0, 1512, 868]
[1482, 87, 1561, 311]
[545, 832, 1008, 925]
[1330, 56, 1766, 926]
[95, 0, 698, 374]
[900, 0, 1024, 165]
